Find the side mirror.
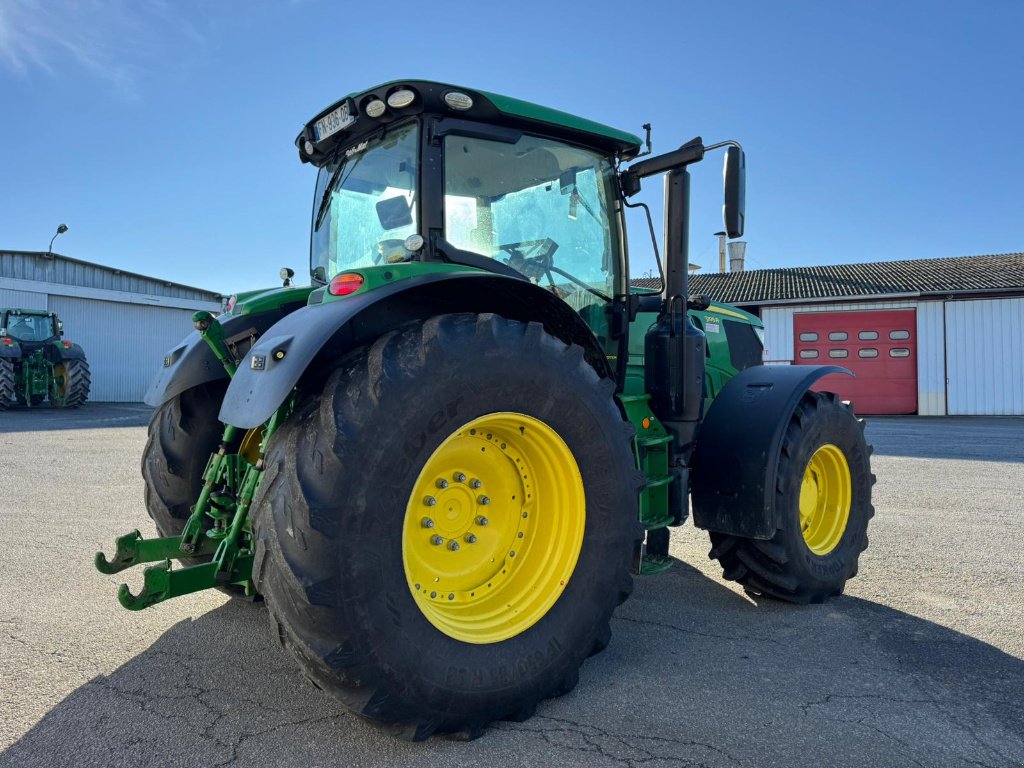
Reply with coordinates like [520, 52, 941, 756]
[376, 196, 413, 230]
[311, 265, 327, 284]
[723, 146, 745, 239]
[57, 320, 64, 336]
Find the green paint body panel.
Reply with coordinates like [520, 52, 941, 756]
[229, 285, 315, 317]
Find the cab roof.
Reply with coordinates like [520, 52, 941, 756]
[297, 80, 643, 166]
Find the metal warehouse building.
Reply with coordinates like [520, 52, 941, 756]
[676, 252, 1024, 416]
[1, 250, 222, 402]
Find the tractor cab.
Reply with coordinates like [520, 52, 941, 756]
[299, 81, 642, 360]
[1, 309, 61, 352]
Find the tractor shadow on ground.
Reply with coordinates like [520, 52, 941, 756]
[3, 562, 1023, 768]
[0, 403, 152, 433]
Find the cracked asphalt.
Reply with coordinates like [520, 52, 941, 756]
[1, 404, 1022, 767]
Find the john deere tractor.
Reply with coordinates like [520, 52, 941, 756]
[0, 308, 90, 409]
[97, 81, 873, 739]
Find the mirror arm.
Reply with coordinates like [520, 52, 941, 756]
[703, 139, 744, 153]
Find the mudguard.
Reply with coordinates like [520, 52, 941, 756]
[52, 342, 87, 361]
[219, 271, 611, 429]
[0, 342, 20, 360]
[144, 311, 285, 407]
[691, 364, 852, 539]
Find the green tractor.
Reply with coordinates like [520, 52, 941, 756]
[0, 308, 91, 409]
[97, 81, 874, 739]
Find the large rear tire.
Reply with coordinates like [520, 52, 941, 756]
[707, 391, 874, 604]
[141, 382, 253, 599]
[50, 359, 91, 408]
[0, 359, 14, 410]
[252, 314, 642, 739]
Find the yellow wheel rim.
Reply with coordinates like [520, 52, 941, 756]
[53, 364, 69, 400]
[799, 443, 852, 556]
[402, 412, 585, 644]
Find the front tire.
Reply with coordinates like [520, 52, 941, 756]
[252, 314, 642, 739]
[708, 391, 874, 604]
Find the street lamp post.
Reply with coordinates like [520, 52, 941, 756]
[48, 224, 69, 256]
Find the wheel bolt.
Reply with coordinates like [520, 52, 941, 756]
[435, 478, 449, 489]
[430, 535, 444, 546]
[454, 472, 466, 483]
[475, 515, 489, 526]
[421, 517, 434, 529]
[477, 495, 490, 506]
[424, 496, 436, 507]
[448, 540, 460, 551]
[464, 533, 477, 544]
[470, 478, 482, 489]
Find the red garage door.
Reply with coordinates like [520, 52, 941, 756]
[794, 309, 917, 415]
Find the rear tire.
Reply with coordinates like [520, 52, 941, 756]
[0, 359, 14, 410]
[141, 382, 253, 599]
[50, 359, 91, 408]
[252, 314, 642, 739]
[707, 391, 874, 604]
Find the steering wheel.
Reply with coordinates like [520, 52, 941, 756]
[497, 238, 559, 281]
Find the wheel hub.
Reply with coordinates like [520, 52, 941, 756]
[798, 443, 852, 556]
[402, 412, 585, 644]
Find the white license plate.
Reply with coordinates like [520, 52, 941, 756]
[314, 102, 355, 141]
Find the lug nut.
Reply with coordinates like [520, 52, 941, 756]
[421, 517, 434, 529]
[424, 496, 436, 506]
[470, 478, 482, 489]
[453, 472, 466, 483]
[436, 478, 449, 489]
[430, 535, 444, 546]
[477, 495, 490, 506]
[464, 533, 478, 544]
[475, 515, 489, 526]
[448, 540, 460, 551]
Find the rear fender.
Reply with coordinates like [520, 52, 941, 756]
[51, 341, 86, 361]
[691, 364, 852, 539]
[219, 272, 611, 429]
[144, 310, 288, 407]
[0, 342, 21, 360]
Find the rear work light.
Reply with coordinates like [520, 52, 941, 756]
[1, 338, 12, 345]
[328, 273, 364, 297]
[63, 341, 72, 348]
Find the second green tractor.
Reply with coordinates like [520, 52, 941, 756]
[98, 80, 874, 740]
[1, 308, 90, 410]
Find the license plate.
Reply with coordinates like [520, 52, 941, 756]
[314, 102, 355, 141]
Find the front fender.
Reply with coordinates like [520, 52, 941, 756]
[219, 271, 611, 429]
[691, 364, 852, 539]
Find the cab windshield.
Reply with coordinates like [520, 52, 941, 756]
[3, 313, 56, 342]
[311, 122, 419, 279]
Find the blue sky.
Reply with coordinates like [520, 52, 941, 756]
[1, 0, 1021, 293]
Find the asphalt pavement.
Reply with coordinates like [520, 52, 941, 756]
[1, 404, 1021, 767]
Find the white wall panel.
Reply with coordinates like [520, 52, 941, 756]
[0, 287, 48, 311]
[945, 298, 1024, 415]
[915, 302, 946, 415]
[48, 296, 198, 402]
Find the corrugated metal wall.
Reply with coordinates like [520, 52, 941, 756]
[761, 299, 948, 415]
[0, 288, 48, 311]
[945, 298, 1024, 415]
[47, 296, 198, 402]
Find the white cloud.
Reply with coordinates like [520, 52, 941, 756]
[0, 0, 207, 96]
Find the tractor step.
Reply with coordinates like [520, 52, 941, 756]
[637, 434, 673, 449]
[638, 553, 674, 576]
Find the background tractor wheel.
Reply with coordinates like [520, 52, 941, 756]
[0, 359, 14, 410]
[141, 381, 253, 599]
[50, 359, 91, 408]
[708, 391, 874, 604]
[252, 313, 642, 740]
